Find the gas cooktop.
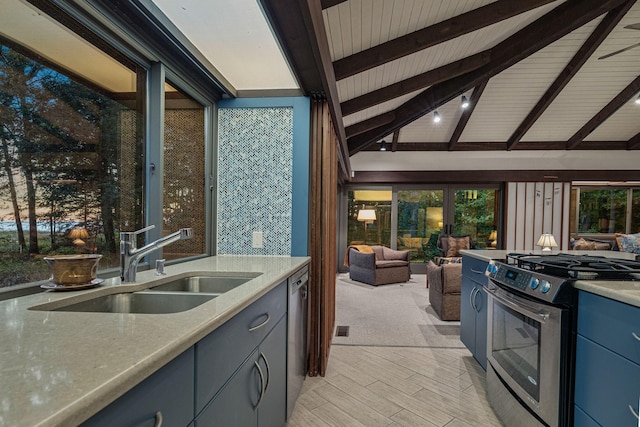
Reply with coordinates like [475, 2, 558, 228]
[505, 253, 640, 281]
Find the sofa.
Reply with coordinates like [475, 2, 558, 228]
[348, 245, 411, 286]
[427, 260, 461, 321]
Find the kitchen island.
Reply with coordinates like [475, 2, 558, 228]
[461, 249, 640, 426]
[0, 255, 310, 427]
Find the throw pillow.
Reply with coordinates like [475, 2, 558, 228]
[446, 236, 470, 257]
[573, 238, 596, 251]
[615, 233, 640, 253]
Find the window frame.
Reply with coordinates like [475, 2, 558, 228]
[0, 0, 220, 285]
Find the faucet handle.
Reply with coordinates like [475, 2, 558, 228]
[121, 225, 155, 238]
[134, 225, 155, 235]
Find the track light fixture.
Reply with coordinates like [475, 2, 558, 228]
[635, 94, 640, 105]
[380, 140, 387, 151]
[433, 111, 441, 123]
[461, 95, 470, 109]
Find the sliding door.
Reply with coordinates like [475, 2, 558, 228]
[342, 185, 502, 272]
[397, 186, 501, 267]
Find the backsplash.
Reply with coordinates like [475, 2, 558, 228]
[217, 106, 294, 255]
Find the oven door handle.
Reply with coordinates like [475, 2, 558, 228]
[486, 285, 550, 322]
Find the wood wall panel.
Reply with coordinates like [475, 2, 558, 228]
[506, 181, 570, 250]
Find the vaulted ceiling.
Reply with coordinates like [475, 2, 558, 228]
[259, 0, 640, 179]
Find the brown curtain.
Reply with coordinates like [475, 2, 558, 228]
[308, 99, 337, 376]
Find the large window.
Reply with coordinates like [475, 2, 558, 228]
[570, 185, 640, 235]
[0, 0, 218, 288]
[347, 190, 392, 247]
[0, 1, 147, 286]
[163, 82, 206, 258]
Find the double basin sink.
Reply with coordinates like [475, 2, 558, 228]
[31, 272, 262, 314]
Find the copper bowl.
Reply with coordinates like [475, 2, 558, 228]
[43, 254, 103, 285]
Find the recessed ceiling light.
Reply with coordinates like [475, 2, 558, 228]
[433, 111, 441, 123]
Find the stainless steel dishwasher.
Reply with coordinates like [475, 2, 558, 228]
[287, 266, 309, 420]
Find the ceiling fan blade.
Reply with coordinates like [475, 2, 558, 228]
[598, 42, 640, 60]
[624, 23, 640, 30]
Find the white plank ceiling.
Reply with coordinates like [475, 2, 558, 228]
[321, 0, 640, 152]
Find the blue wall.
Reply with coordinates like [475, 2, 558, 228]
[217, 97, 309, 256]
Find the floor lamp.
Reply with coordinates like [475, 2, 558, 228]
[357, 209, 376, 244]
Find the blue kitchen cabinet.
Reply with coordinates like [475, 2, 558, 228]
[82, 280, 289, 427]
[195, 281, 287, 426]
[575, 291, 640, 426]
[195, 316, 287, 427]
[81, 347, 195, 427]
[460, 255, 489, 370]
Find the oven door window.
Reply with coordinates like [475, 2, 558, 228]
[491, 299, 541, 401]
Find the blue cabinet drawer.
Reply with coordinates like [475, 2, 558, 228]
[82, 347, 195, 427]
[578, 292, 640, 365]
[461, 255, 489, 285]
[195, 281, 286, 414]
[575, 335, 640, 427]
[574, 405, 600, 427]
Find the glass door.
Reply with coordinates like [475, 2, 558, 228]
[450, 188, 500, 250]
[397, 190, 444, 263]
[396, 186, 501, 265]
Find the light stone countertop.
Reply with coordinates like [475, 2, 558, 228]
[0, 255, 310, 427]
[460, 249, 640, 308]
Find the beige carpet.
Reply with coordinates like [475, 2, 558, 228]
[333, 273, 464, 348]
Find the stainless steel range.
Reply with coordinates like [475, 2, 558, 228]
[485, 253, 640, 427]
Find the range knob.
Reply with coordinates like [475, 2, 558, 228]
[529, 277, 540, 290]
[540, 280, 552, 293]
[486, 264, 498, 275]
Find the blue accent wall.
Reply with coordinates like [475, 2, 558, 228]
[217, 97, 309, 256]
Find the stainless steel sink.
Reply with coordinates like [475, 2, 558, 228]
[148, 272, 261, 294]
[49, 292, 216, 314]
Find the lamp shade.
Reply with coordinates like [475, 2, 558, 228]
[537, 233, 558, 251]
[488, 230, 497, 241]
[69, 227, 89, 240]
[357, 209, 376, 222]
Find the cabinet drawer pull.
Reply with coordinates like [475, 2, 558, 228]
[632, 332, 640, 342]
[153, 410, 163, 427]
[249, 314, 270, 332]
[259, 352, 271, 392]
[254, 360, 265, 410]
[628, 404, 639, 420]
[471, 269, 484, 274]
[470, 287, 477, 312]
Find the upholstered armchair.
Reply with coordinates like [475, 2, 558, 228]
[348, 245, 411, 286]
[427, 260, 461, 321]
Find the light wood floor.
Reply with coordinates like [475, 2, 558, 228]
[288, 344, 502, 426]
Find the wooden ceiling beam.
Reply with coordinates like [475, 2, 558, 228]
[340, 52, 490, 117]
[508, 0, 636, 150]
[448, 81, 488, 150]
[391, 131, 400, 152]
[362, 141, 631, 151]
[320, 0, 347, 9]
[333, 0, 557, 80]
[347, 0, 629, 156]
[628, 131, 640, 149]
[567, 73, 640, 149]
[350, 169, 640, 184]
[259, 0, 351, 177]
[345, 112, 395, 138]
